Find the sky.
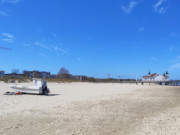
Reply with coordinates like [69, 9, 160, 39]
[0, 0, 180, 79]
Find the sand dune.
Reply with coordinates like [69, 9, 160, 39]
[0, 82, 180, 135]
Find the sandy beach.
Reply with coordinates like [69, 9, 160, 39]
[0, 82, 180, 135]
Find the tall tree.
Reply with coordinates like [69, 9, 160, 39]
[58, 67, 69, 75]
[57, 67, 71, 79]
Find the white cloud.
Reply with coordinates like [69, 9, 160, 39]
[154, 0, 164, 9]
[138, 26, 144, 32]
[121, 1, 138, 14]
[1, 0, 20, 4]
[2, 33, 13, 38]
[1, 33, 14, 43]
[35, 42, 49, 49]
[153, 0, 168, 14]
[0, 11, 8, 16]
[2, 38, 12, 42]
[53, 46, 68, 54]
[35, 42, 68, 55]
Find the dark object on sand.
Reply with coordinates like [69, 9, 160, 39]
[4, 92, 21, 95]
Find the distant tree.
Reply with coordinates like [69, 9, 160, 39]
[87, 77, 97, 82]
[58, 67, 69, 75]
[57, 67, 71, 79]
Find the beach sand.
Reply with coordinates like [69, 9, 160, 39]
[0, 82, 180, 135]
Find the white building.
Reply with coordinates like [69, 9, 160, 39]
[142, 72, 169, 82]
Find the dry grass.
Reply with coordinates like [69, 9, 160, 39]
[0, 77, 82, 83]
[0, 77, 31, 83]
[44, 78, 80, 83]
[0, 76, 137, 84]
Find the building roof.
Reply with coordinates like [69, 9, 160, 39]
[143, 73, 157, 78]
[164, 75, 169, 78]
[143, 73, 169, 78]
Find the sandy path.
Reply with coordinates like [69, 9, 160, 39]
[0, 82, 180, 135]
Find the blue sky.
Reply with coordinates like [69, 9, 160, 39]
[0, 0, 180, 79]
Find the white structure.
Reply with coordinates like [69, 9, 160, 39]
[10, 78, 50, 95]
[142, 73, 169, 82]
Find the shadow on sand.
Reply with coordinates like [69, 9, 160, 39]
[47, 94, 60, 96]
[4, 92, 60, 96]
